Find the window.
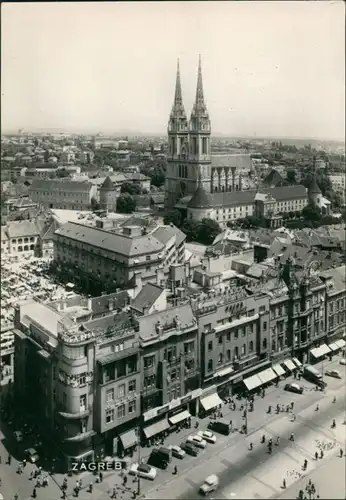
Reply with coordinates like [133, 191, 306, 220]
[263, 321, 267, 331]
[262, 338, 267, 349]
[217, 353, 223, 364]
[128, 380, 136, 393]
[259, 305, 266, 313]
[164, 346, 177, 362]
[106, 408, 114, 424]
[117, 404, 126, 419]
[146, 255, 151, 261]
[144, 375, 156, 388]
[249, 341, 254, 352]
[79, 394, 87, 411]
[249, 324, 254, 333]
[241, 344, 246, 356]
[204, 323, 212, 333]
[144, 356, 154, 369]
[208, 341, 213, 351]
[241, 328, 245, 337]
[226, 333, 231, 342]
[226, 349, 231, 361]
[234, 346, 239, 359]
[129, 400, 136, 414]
[184, 341, 194, 354]
[127, 359, 137, 373]
[106, 388, 114, 403]
[218, 336, 223, 345]
[234, 330, 238, 339]
[79, 374, 86, 386]
[208, 360, 213, 372]
[117, 384, 125, 398]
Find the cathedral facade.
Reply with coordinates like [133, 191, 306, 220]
[165, 57, 253, 211]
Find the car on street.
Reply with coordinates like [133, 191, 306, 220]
[26, 448, 40, 463]
[325, 369, 342, 379]
[339, 358, 346, 366]
[168, 445, 186, 459]
[180, 441, 199, 456]
[129, 463, 157, 480]
[199, 474, 219, 495]
[197, 430, 217, 444]
[284, 382, 304, 394]
[187, 435, 207, 449]
[13, 431, 23, 442]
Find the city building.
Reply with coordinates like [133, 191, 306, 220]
[165, 57, 252, 210]
[4, 220, 40, 257]
[329, 173, 346, 199]
[29, 179, 98, 210]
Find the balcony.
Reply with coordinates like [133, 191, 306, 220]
[64, 430, 96, 442]
[58, 408, 90, 420]
[214, 313, 259, 333]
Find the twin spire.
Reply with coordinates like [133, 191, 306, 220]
[171, 55, 208, 119]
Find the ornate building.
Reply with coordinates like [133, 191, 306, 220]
[165, 57, 253, 210]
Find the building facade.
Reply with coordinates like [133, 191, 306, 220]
[29, 179, 97, 211]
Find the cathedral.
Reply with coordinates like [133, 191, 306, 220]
[165, 56, 254, 211]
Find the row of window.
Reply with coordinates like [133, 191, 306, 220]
[15, 245, 35, 252]
[329, 299, 345, 312]
[143, 342, 195, 368]
[207, 339, 269, 372]
[11, 237, 35, 244]
[106, 380, 137, 402]
[105, 401, 136, 423]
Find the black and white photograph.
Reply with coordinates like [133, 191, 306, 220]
[1, 2, 345, 500]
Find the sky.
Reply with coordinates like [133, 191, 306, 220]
[1, 1, 345, 140]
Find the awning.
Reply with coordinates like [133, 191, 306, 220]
[292, 357, 302, 368]
[328, 343, 339, 352]
[143, 419, 170, 439]
[335, 339, 346, 348]
[272, 364, 286, 377]
[282, 359, 296, 371]
[243, 374, 262, 391]
[200, 393, 223, 411]
[120, 430, 137, 450]
[169, 410, 191, 425]
[257, 368, 277, 385]
[310, 347, 322, 359]
[319, 344, 331, 356]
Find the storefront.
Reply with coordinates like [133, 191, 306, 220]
[281, 358, 296, 374]
[292, 358, 302, 370]
[199, 388, 223, 417]
[118, 429, 138, 458]
[256, 367, 277, 387]
[142, 417, 170, 445]
[272, 363, 286, 378]
[243, 374, 262, 393]
[309, 344, 331, 362]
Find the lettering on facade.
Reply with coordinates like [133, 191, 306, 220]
[157, 405, 170, 416]
[58, 370, 93, 387]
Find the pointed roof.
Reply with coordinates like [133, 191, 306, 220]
[191, 55, 209, 118]
[170, 59, 186, 118]
[308, 177, 321, 194]
[188, 185, 211, 209]
[262, 169, 284, 188]
[100, 176, 114, 190]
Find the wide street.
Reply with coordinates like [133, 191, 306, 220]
[0, 354, 345, 500]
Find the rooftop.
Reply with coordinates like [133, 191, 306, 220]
[18, 300, 63, 337]
[132, 283, 164, 313]
[138, 303, 196, 342]
[7, 220, 39, 238]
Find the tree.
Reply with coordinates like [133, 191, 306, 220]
[164, 210, 182, 228]
[302, 202, 321, 223]
[198, 218, 222, 245]
[116, 193, 136, 214]
[181, 220, 201, 242]
[56, 168, 70, 178]
[150, 166, 166, 187]
[286, 169, 297, 184]
[90, 197, 100, 211]
[120, 182, 142, 195]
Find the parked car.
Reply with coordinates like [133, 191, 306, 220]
[197, 430, 216, 444]
[180, 441, 199, 457]
[207, 419, 232, 436]
[199, 474, 220, 495]
[129, 463, 157, 480]
[26, 448, 40, 463]
[339, 358, 346, 366]
[325, 369, 341, 379]
[13, 431, 23, 442]
[284, 383, 304, 395]
[168, 445, 186, 459]
[187, 435, 207, 449]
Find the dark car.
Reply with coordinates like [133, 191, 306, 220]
[180, 441, 199, 457]
[26, 448, 40, 463]
[284, 383, 304, 395]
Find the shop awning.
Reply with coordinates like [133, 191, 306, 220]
[272, 364, 286, 377]
[335, 339, 346, 348]
[282, 359, 296, 371]
[200, 393, 223, 412]
[310, 347, 322, 359]
[328, 343, 339, 352]
[257, 368, 277, 385]
[292, 357, 302, 368]
[243, 374, 262, 391]
[143, 419, 170, 439]
[120, 430, 137, 450]
[169, 410, 191, 425]
[319, 344, 331, 356]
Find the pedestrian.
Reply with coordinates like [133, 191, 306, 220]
[315, 404, 319, 411]
[315, 451, 318, 460]
[111, 487, 117, 499]
[62, 491, 67, 499]
[89, 482, 93, 492]
[282, 478, 286, 489]
[32, 487, 37, 498]
[290, 432, 295, 441]
[333, 396, 336, 403]
[291, 413, 296, 422]
[249, 442, 253, 450]
[275, 437, 280, 446]
[229, 420, 233, 428]
[261, 434, 266, 443]
[123, 475, 127, 486]
[14, 494, 19, 500]
[75, 486, 79, 498]
[173, 465, 178, 475]
[8, 454, 12, 465]
[320, 450, 324, 459]
[291, 401, 294, 410]
[99, 471, 103, 482]
[303, 459, 308, 470]
[23, 458, 27, 467]
[340, 448, 344, 458]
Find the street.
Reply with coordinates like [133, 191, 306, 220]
[0, 354, 345, 500]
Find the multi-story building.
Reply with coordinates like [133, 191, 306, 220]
[4, 221, 40, 257]
[329, 173, 346, 197]
[29, 179, 97, 211]
[53, 222, 186, 294]
[0, 324, 15, 381]
[320, 266, 346, 341]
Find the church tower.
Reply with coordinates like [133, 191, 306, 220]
[165, 60, 190, 209]
[188, 55, 212, 191]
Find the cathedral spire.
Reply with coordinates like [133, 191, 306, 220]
[171, 59, 186, 117]
[191, 54, 208, 117]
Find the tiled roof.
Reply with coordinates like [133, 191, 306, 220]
[55, 221, 164, 257]
[261, 185, 307, 201]
[262, 169, 284, 187]
[150, 194, 165, 204]
[308, 178, 321, 194]
[133, 194, 151, 207]
[193, 189, 257, 208]
[30, 179, 92, 192]
[211, 154, 252, 170]
[90, 291, 130, 315]
[152, 224, 186, 247]
[7, 220, 39, 238]
[124, 173, 150, 181]
[320, 265, 346, 293]
[188, 186, 212, 208]
[100, 176, 114, 189]
[132, 283, 164, 313]
[138, 303, 196, 341]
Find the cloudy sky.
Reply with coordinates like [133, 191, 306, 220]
[1, 1, 344, 140]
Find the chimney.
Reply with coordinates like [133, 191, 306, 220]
[156, 268, 165, 286]
[133, 271, 142, 295]
[142, 306, 150, 315]
[61, 300, 67, 311]
[108, 299, 114, 311]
